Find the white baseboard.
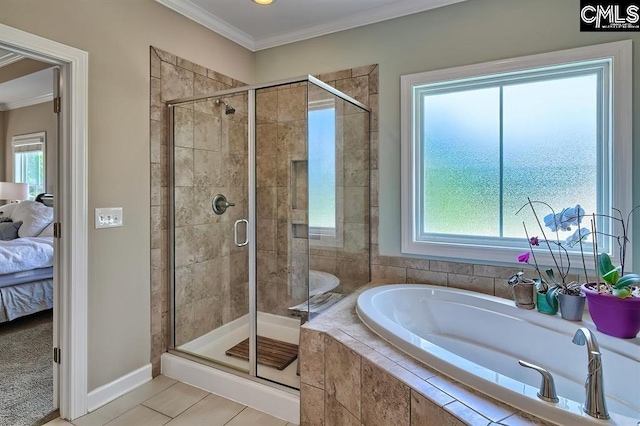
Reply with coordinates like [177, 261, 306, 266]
[161, 353, 299, 424]
[87, 364, 152, 412]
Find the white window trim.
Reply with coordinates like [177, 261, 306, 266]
[12, 131, 46, 197]
[401, 40, 632, 268]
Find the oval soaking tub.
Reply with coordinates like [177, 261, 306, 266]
[309, 270, 340, 296]
[356, 285, 639, 426]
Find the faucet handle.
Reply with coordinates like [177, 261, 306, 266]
[519, 360, 559, 403]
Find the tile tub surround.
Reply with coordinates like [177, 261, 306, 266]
[299, 283, 557, 426]
[150, 46, 248, 374]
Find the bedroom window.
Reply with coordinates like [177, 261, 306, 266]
[12, 131, 46, 200]
[400, 41, 632, 266]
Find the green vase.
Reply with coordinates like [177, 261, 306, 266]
[536, 291, 558, 315]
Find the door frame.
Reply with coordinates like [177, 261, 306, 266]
[0, 23, 89, 420]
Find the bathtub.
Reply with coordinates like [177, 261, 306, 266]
[309, 270, 340, 296]
[356, 285, 640, 426]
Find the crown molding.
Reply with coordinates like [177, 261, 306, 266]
[155, 0, 466, 52]
[0, 92, 53, 111]
[255, 0, 467, 50]
[0, 51, 24, 68]
[155, 0, 256, 51]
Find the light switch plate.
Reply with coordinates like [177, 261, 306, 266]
[95, 207, 123, 229]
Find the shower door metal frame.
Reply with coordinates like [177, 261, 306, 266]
[166, 75, 371, 389]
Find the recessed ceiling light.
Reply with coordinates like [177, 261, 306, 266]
[252, 0, 276, 4]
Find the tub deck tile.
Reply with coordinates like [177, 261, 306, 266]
[396, 357, 438, 380]
[388, 364, 454, 407]
[444, 401, 492, 426]
[494, 411, 558, 426]
[427, 376, 515, 422]
[329, 329, 396, 368]
[411, 391, 465, 426]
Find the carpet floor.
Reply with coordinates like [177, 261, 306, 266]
[0, 310, 55, 426]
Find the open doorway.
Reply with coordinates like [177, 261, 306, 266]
[0, 23, 88, 422]
[0, 49, 59, 425]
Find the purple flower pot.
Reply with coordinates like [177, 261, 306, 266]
[582, 283, 640, 339]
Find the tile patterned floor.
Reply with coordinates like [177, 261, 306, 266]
[44, 376, 297, 426]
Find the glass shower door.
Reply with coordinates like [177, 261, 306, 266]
[171, 92, 251, 374]
[254, 83, 309, 389]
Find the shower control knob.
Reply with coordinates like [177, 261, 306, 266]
[212, 194, 235, 215]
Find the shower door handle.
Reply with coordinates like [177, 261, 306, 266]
[234, 219, 249, 247]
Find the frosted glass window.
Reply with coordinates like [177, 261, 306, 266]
[401, 42, 634, 265]
[308, 108, 336, 233]
[502, 75, 598, 239]
[422, 88, 501, 236]
[420, 74, 599, 242]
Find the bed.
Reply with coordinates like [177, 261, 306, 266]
[0, 198, 54, 323]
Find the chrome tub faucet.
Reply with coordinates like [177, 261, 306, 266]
[572, 327, 610, 420]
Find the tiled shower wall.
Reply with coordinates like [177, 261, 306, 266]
[172, 91, 250, 347]
[149, 46, 247, 374]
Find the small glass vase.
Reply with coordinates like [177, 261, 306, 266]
[536, 290, 558, 315]
[512, 281, 535, 309]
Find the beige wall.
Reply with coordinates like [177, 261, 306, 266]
[2, 101, 55, 188]
[255, 0, 640, 272]
[0, 0, 253, 391]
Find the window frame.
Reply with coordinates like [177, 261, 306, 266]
[12, 131, 46, 200]
[400, 41, 632, 267]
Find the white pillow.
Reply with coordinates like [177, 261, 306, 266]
[11, 200, 54, 238]
[0, 202, 19, 219]
[38, 222, 55, 238]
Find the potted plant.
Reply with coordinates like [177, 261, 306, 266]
[516, 251, 557, 314]
[508, 271, 535, 310]
[517, 201, 587, 321]
[580, 207, 640, 338]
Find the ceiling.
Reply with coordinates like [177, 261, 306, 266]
[155, 0, 466, 51]
[0, 67, 54, 111]
[0, 47, 24, 68]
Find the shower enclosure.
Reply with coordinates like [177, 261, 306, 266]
[167, 76, 370, 390]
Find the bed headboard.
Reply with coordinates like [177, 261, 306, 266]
[35, 193, 54, 208]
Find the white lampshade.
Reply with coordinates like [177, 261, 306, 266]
[0, 182, 29, 201]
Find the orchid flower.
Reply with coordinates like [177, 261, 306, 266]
[543, 205, 585, 232]
[565, 227, 590, 248]
[517, 252, 530, 263]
